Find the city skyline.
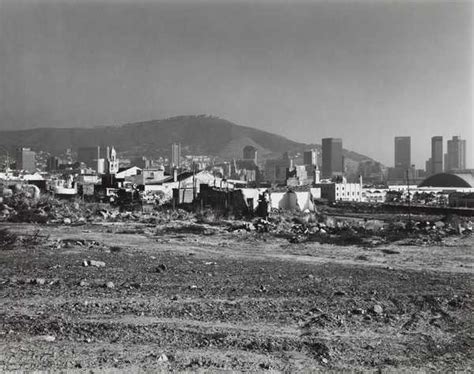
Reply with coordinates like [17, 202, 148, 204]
[0, 0, 471, 169]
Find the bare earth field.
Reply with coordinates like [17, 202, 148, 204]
[0, 221, 473, 372]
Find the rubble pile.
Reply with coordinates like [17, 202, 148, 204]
[283, 216, 473, 246]
[222, 213, 473, 247]
[0, 194, 97, 224]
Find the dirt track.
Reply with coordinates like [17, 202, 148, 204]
[1, 222, 473, 372]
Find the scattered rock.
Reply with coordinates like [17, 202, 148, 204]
[34, 278, 46, 286]
[105, 281, 115, 289]
[88, 260, 106, 268]
[371, 304, 383, 315]
[155, 264, 167, 273]
[37, 335, 56, 342]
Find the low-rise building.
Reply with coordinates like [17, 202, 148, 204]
[314, 177, 363, 202]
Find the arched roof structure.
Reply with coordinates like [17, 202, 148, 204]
[418, 173, 474, 188]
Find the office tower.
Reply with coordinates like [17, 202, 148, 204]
[394, 136, 411, 169]
[171, 143, 181, 168]
[431, 136, 443, 174]
[78, 146, 100, 167]
[16, 147, 36, 172]
[303, 149, 317, 166]
[243, 145, 258, 164]
[321, 138, 343, 178]
[446, 136, 466, 171]
[425, 158, 432, 174]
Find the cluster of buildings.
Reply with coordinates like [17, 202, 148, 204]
[389, 135, 468, 184]
[1, 134, 472, 210]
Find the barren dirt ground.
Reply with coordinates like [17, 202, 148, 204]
[1, 221, 473, 372]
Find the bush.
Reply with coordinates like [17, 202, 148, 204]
[0, 228, 18, 250]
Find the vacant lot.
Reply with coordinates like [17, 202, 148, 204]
[0, 221, 472, 372]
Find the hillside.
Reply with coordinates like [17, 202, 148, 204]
[0, 115, 380, 170]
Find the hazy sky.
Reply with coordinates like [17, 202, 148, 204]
[0, 0, 472, 168]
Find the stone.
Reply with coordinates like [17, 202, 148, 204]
[38, 335, 56, 342]
[63, 218, 72, 225]
[35, 278, 46, 286]
[79, 280, 89, 287]
[89, 260, 106, 268]
[105, 281, 115, 289]
[155, 264, 167, 273]
[82, 260, 89, 267]
[157, 354, 168, 363]
[372, 304, 383, 314]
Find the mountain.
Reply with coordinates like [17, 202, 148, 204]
[0, 115, 381, 173]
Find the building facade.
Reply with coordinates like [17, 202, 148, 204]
[446, 136, 466, 171]
[16, 147, 36, 172]
[321, 138, 343, 179]
[303, 149, 317, 166]
[394, 136, 411, 170]
[78, 146, 100, 169]
[314, 180, 362, 202]
[431, 136, 443, 174]
[171, 143, 181, 168]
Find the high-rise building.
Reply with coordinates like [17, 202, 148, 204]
[431, 136, 443, 174]
[16, 147, 36, 172]
[303, 149, 317, 166]
[78, 146, 100, 168]
[394, 137, 411, 170]
[425, 158, 432, 174]
[171, 143, 181, 168]
[243, 145, 257, 164]
[446, 136, 466, 171]
[321, 138, 343, 179]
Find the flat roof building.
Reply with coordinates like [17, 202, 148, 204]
[446, 136, 466, 172]
[394, 137, 411, 170]
[16, 147, 36, 173]
[321, 138, 343, 179]
[431, 136, 443, 175]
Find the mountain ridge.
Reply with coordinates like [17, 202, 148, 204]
[0, 115, 382, 174]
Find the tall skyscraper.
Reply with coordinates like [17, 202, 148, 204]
[171, 143, 181, 168]
[16, 147, 36, 172]
[394, 137, 411, 170]
[303, 149, 317, 166]
[431, 136, 443, 174]
[78, 146, 101, 168]
[446, 136, 466, 171]
[321, 138, 343, 179]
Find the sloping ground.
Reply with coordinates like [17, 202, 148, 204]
[0, 222, 472, 372]
[0, 115, 377, 166]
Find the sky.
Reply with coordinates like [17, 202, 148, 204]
[0, 0, 472, 168]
